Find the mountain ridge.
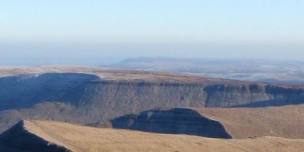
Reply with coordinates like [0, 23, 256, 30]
[0, 67, 304, 134]
[1, 120, 304, 152]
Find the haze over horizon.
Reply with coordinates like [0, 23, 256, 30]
[1, 0, 304, 65]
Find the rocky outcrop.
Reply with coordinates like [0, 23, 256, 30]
[110, 108, 231, 138]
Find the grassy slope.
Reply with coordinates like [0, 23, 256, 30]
[195, 105, 304, 139]
[15, 120, 304, 152]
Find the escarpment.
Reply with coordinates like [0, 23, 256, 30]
[0, 68, 303, 133]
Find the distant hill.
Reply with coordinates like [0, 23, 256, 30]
[109, 58, 304, 84]
[1, 120, 304, 152]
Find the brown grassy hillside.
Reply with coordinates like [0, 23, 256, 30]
[1, 120, 304, 152]
[195, 105, 304, 139]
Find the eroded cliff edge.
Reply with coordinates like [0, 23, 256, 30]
[0, 68, 303, 132]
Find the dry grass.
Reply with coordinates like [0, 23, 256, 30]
[23, 120, 304, 152]
[194, 105, 304, 139]
[1, 66, 303, 89]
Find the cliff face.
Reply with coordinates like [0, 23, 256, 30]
[1, 73, 303, 111]
[204, 84, 304, 107]
[0, 73, 99, 110]
[0, 71, 304, 132]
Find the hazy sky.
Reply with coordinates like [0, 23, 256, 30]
[0, 0, 304, 65]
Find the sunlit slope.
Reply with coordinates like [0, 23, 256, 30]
[1, 120, 304, 152]
[195, 105, 304, 139]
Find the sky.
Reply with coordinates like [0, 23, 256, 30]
[0, 0, 304, 65]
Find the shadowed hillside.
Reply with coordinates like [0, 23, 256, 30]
[110, 108, 231, 138]
[0, 121, 70, 152]
[0, 73, 100, 110]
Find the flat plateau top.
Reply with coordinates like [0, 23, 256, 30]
[0, 66, 238, 83]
